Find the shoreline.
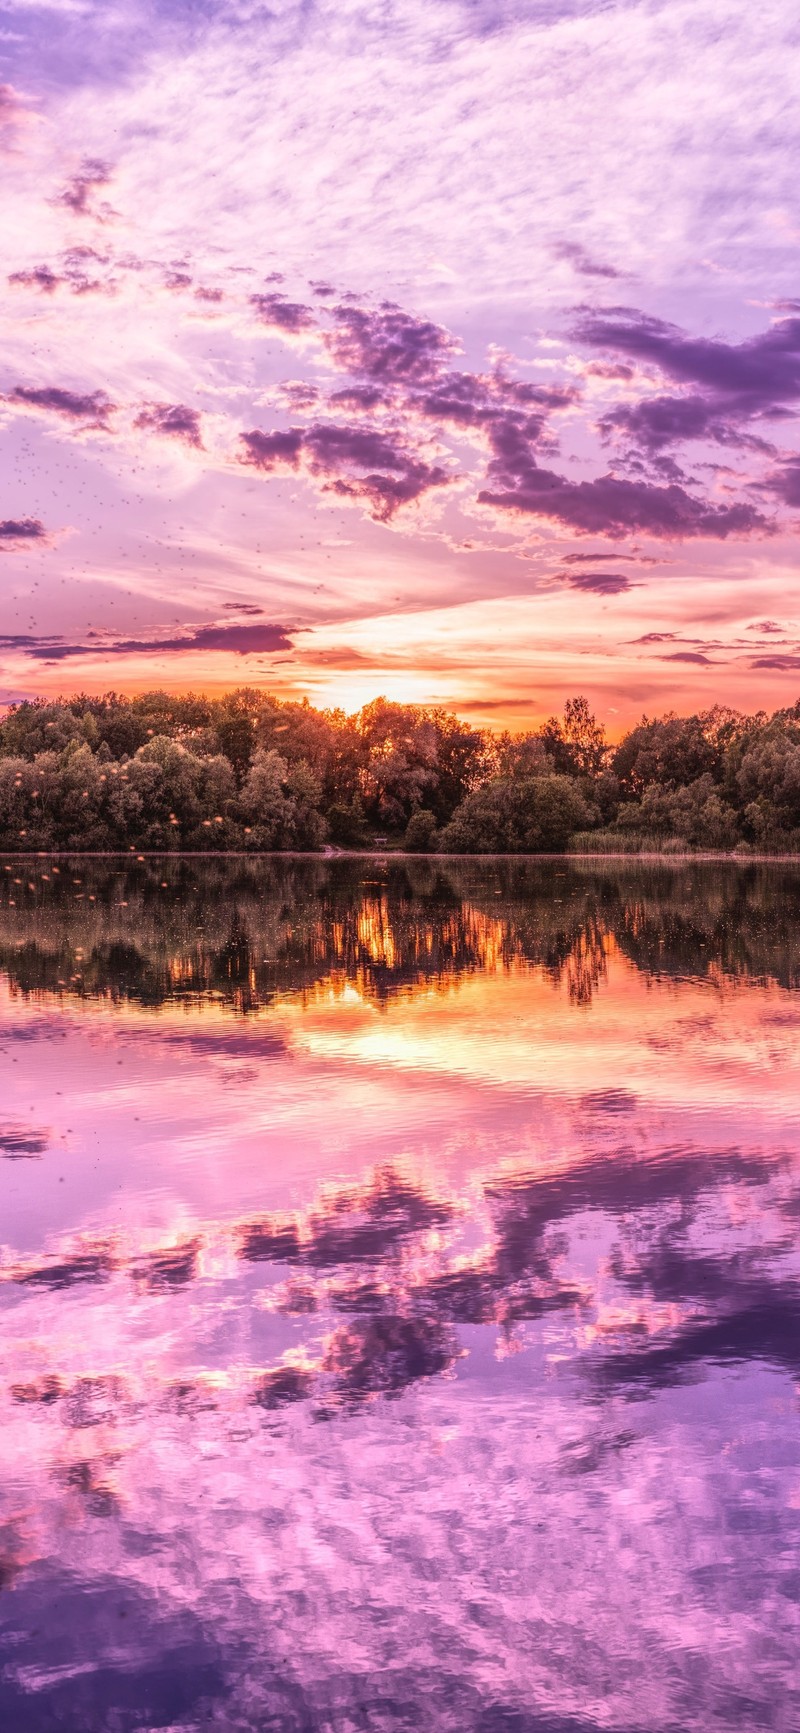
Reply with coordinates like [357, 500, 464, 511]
[1, 848, 800, 865]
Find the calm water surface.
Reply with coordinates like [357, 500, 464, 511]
[0, 856, 799, 1731]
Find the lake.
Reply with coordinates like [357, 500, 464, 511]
[0, 855, 799, 1731]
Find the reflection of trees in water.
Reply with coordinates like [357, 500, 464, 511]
[1, 856, 800, 1008]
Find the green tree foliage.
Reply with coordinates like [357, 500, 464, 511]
[241, 749, 326, 850]
[404, 809, 438, 852]
[439, 774, 593, 854]
[612, 706, 746, 796]
[735, 707, 800, 844]
[1, 688, 799, 853]
[356, 698, 486, 828]
[540, 695, 608, 777]
[615, 774, 738, 850]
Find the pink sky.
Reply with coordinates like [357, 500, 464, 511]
[1, 0, 800, 730]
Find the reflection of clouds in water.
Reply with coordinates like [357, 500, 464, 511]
[2, 1142, 799, 1417]
[240, 1165, 455, 1270]
[1, 1289, 798, 1728]
[0, 1570, 225, 1731]
[1, 1378, 797, 1731]
[9, 1243, 118, 1290]
[1, 863, 800, 1727]
[0, 1121, 50, 1157]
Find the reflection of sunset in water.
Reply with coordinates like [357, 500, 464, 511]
[280, 947, 800, 1120]
[0, 858, 799, 1729]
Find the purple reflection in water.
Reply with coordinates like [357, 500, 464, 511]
[0, 858, 799, 1731]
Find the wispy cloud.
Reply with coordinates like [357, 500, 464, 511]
[558, 569, 632, 595]
[0, 621, 294, 662]
[54, 157, 113, 217]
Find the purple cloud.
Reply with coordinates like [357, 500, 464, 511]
[323, 462, 448, 521]
[750, 653, 800, 670]
[601, 393, 779, 454]
[135, 403, 203, 447]
[574, 306, 800, 412]
[280, 382, 321, 411]
[562, 551, 642, 564]
[8, 252, 115, 298]
[55, 158, 112, 216]
[412, 370, 573, 439]
[662, 651, 714, 664]
[329, 386, 386, 413]
[477, 419, 765, 539]
[172, 623, 291, 654]
[0, 621, 293, 661]
[0, 518, 48, 543]
[8, 264, 62, 294]
[250, 291, 316, 334]
[305, 423, 424, 472]
[555, 242, 621, 280]
[413, 373, 494, 428]
[7, 385, 115, 424]
[586, 362, 635, 380]
[600, 393, 725, 451]
[325, 302, 457, 384]
[240, 422, 449, 520]
[240, 429, 305, 469]
[559, 569, 632, 594]
[767, 457, 800, 507]
[245, 294, 578, 515]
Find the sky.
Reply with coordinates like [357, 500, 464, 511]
[1, 0, 800, 731]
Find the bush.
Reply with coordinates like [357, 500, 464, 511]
[404, 809, 438, 852]
[327, 798, 370, 847]
[615, 776, 738, 850]
[439, 774, 592, 854]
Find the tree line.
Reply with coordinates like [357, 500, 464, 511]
[0, 688, 798, 853]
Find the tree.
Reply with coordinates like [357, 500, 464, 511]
[211, 688, 263, 782]
[613, 710, 731, 796]
[616, 775, 738, 849]
[357, 698, 439, 827]
[0, 701, 88, 760]
[540, 697, 607, 778]
[736, 722, 800, 840]
[404, 809, 438, 852]
[439, 774, 593, 854]
[493, 731, 552, 780]
[357, 698, 488, 830]
[241, 749, 326, 849]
